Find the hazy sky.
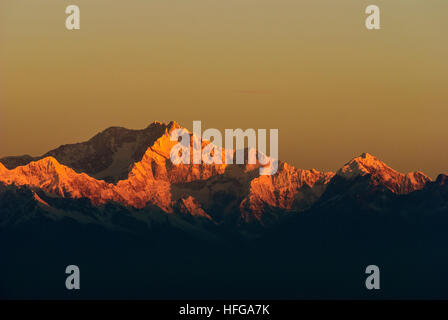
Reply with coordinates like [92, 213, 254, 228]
[1, 0, 447, 177]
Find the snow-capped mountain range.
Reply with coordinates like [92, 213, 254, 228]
[0, 121, 445, 227]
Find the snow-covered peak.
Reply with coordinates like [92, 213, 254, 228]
[338, 153, 389, 179]
[337, 153, 431, 194]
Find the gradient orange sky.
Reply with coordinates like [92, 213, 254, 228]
[1, 0, 447, 177]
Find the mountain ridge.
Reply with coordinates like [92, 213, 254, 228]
[0, 121, 441, 225]
[337, 152, 431, 194]
[0, 121, 180, 183]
